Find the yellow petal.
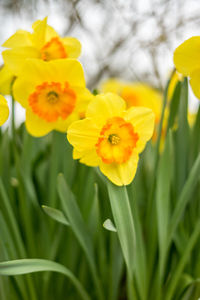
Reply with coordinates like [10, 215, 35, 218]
[16, 58, 85, 87]
[0, 95, 9, 126]
[31, 17, 48, 49]
[2, 47, 40, 75]
[67, 118, 100, 152]
[86, 93, 126, 126]
[190, 69, 200, 99]
[173, 37, 200, 76]
[99, 152, 139, 186]
[73, 149, 100, 167]
[124, 107, 155, 153]
[54, 112, 80, 132]
[73, 87, 94, 114]
[45, 25, 59, 42]
[25, 109, 53, 137]
[0, 65, 14, 95]
[61, 37, 81, 58]
[2, 30, 32, 48]
[13, 76, 36, 108]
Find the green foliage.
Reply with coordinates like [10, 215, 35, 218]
[0, 78, 200, 300]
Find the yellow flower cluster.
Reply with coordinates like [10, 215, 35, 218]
[0, 17, 158, 185]
[0, 17, 93, 136]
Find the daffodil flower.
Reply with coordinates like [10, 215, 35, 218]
[101, 79, 162, 124]
[174, 37, 200, 99]
[1, 17, 81, 77]
[67, 93, 155, 186]
[0, 95, 9, 126]
[13, 59, 93, 137]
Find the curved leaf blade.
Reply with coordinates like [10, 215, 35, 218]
[0, 259, 91, 300]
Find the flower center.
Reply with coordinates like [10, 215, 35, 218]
[96, 117, 139, 164]
[41, 37, 67, 61]
[108, 134, 120, 145]
[28, 81, 76, 122]
[47, 91, 59, 104]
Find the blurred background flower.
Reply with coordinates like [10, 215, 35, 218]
[0, 0, 199, 126]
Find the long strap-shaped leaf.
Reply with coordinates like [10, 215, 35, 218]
[0, 259, 91, 300]
[168, 151, 200, 243]
[57, 174, 104, 300]
[107, 182, 136, 276]
[107, 182, 138, 299]
[165, 220, 200, 300]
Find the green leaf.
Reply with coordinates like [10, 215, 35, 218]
[190, 105, 200, 164]
[165, 220, 200, 300]
[0, 179, 26, 257]
[156, 131, 173, 280]
[42, 205, 69, 226]
[167, 81, 181, 131]
[0, 259, 91, 300]
[57, 174, 94, 263]
[0, 212, 29, 300]
[107, 181, 135, 276]
[175, 78, 190, 194]
[128, 180, 147, 300]
[57, 174, 104, 300]
[103, 219, 117, 232]
[168, 152, 200, 242]
[174, 273, 193, 300]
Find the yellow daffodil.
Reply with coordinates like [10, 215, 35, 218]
[2, 17, 81, 77]
[0, 95, 9, 126]
[13, 59, 93, 137]
[67, 93, 155, 186]
[173, 37, 200, 77]
[101, 79, 162, 124]
[173, 37, 200, 99]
